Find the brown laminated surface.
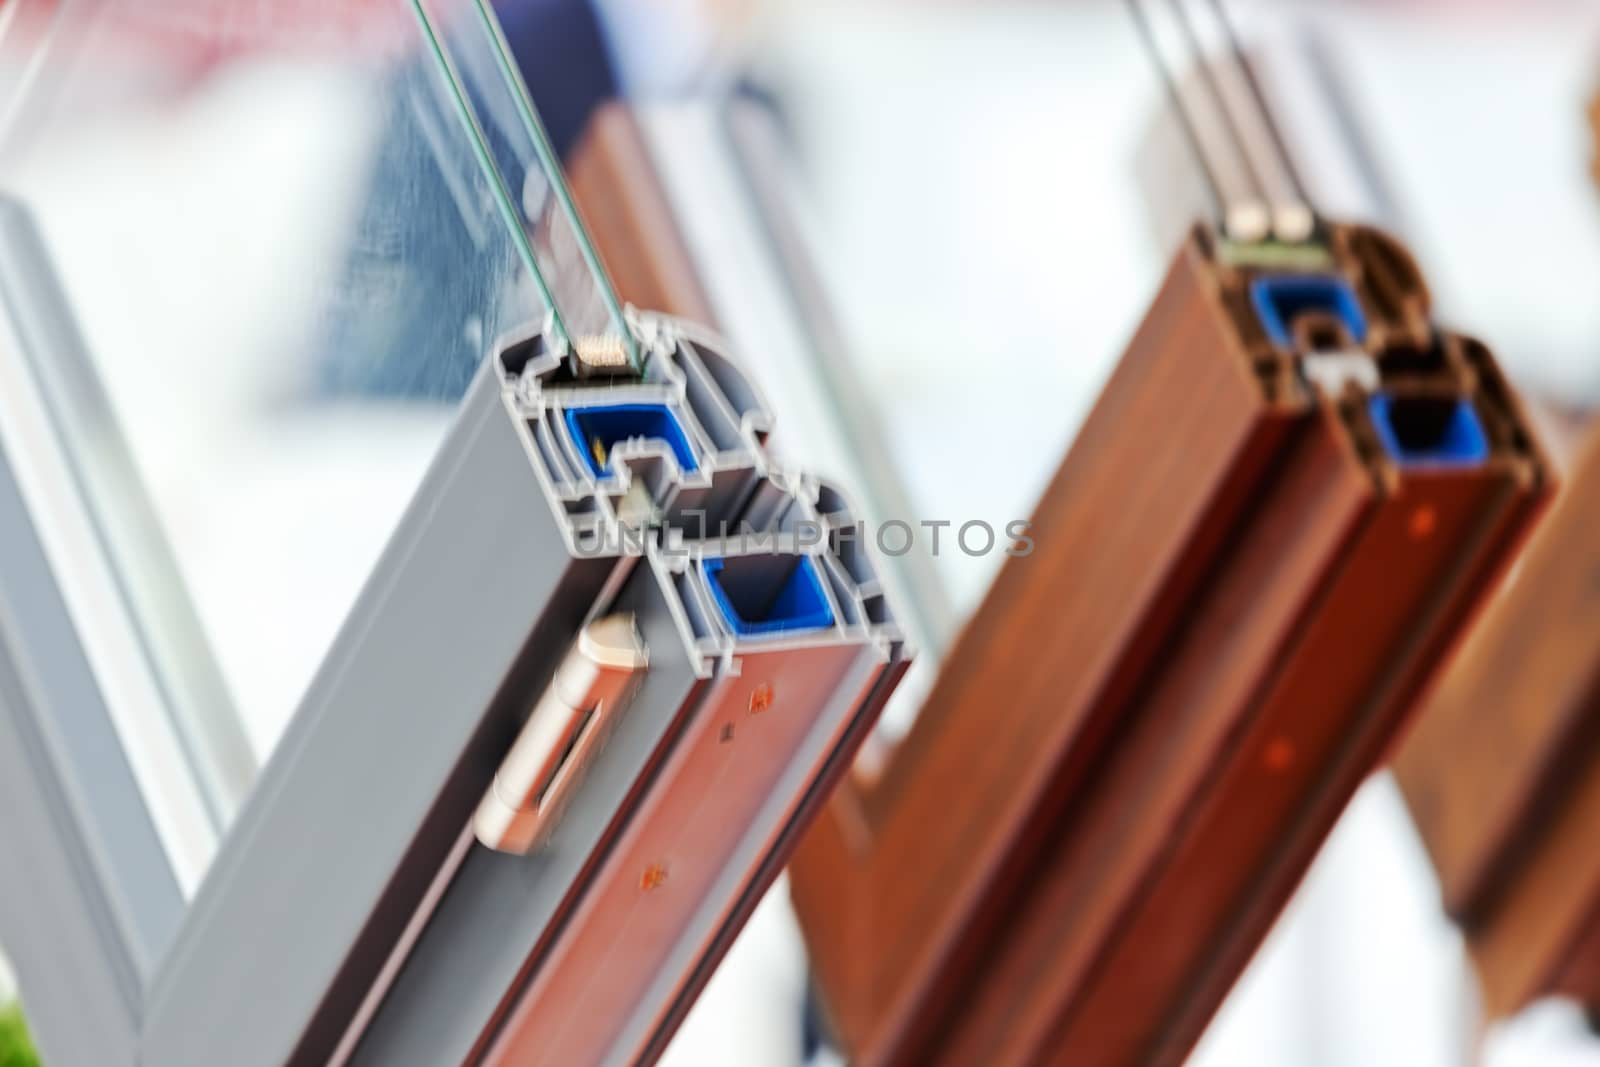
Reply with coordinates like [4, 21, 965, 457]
[789, 224, 1551, 1066]
[565, 105, 1555, 1057]
[1397, 429, 1600, 1019]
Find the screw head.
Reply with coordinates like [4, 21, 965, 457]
[1408, 505, 1437, 541]
[1263, 738, 1296, 773]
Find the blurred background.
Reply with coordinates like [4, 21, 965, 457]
[3, 0, 1600, 1063]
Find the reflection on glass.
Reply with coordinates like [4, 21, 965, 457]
[417, 0, 639, 370]
[0, 0, 558, 862]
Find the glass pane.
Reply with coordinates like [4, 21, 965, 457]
[0, 0, 552, 870]
[418, 0, 638, 368]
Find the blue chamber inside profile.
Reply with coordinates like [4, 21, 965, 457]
[702, 555, 835, 636]
[1367, 394, 1489, 467]
[566, 404, 698, 476]
[1249, 275, 1369, 349]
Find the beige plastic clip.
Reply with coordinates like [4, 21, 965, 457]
[473, 614, 648, 854]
